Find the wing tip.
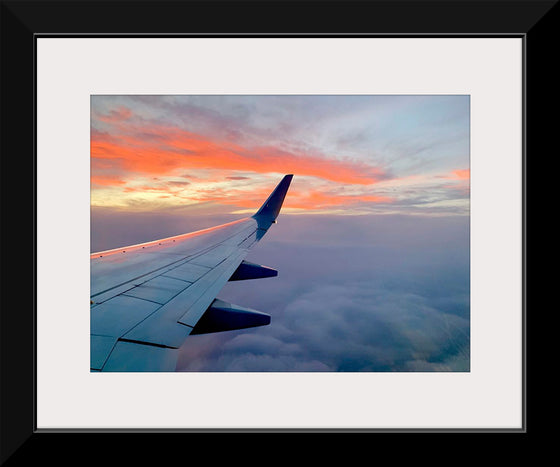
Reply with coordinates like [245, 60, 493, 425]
[253, 174, 293, 222]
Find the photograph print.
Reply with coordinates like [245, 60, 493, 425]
[90, 94, 470, 373]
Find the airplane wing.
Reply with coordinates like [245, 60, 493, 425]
[90, 174, 293, 372]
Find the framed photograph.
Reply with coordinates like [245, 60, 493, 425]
[1, 0, 550, 460]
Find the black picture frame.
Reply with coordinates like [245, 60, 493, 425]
[1, 0, 552, 462]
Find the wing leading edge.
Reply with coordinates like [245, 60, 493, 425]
[90, 174, 293, 371]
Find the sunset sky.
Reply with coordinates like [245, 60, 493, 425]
[90, 95, 470, 372]
[91, 95, 469, 218]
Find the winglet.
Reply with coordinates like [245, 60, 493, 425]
[252, 174, 293, 226]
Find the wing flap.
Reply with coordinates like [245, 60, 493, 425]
[91, 334, 118, 370]
[189, 244, 237, 268]
[102, 341, 179, 372]
[91, 295, 161, 337]
[121, 275, 189, 305]
[160, 262, 210, 283]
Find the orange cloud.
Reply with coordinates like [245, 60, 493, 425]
[178, 186, 393, 211]
[448, 169, 470, 180]
[91, 115, 396, 212]
[123, 185, 169, 193]
[90, 123, 386, 186]
[91, 175, 127, 187]
[283, 190, 393, 210]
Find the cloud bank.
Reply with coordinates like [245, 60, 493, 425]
[174, 214, 470, 372]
